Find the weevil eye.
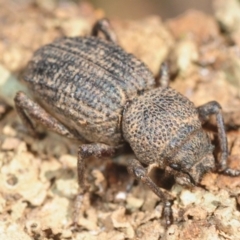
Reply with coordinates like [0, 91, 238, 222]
[170, 163, 181, 171]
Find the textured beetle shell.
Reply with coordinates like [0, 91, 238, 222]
[122, 87, 205, 166]
[23, 36, 155, 145]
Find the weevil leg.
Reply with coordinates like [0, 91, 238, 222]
[156, 62, 170, 88]
[74, 143, 116, 225]
[197, 101, 240, 176]
[14, 91, 77, 139]
[127, 158, 174, 226]
[91, 18, 117, 43]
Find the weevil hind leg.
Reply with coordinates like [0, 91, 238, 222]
[127, 158, 174, 226]
[91, 18, 117, 43]
[14, 91, 77, 140]
[197, 101, 240, 176]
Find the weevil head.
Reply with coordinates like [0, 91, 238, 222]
[169, 130, 215, 186]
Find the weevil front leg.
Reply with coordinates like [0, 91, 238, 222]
[74, 143, 117, 225]
[91, 18, 117, 43]
[127, 159, 174, 226]
[197, 101, 240, 176]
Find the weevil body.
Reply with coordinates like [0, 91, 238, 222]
[14, 19, 240, 226]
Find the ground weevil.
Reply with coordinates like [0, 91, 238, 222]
[14, 19, 240, 226]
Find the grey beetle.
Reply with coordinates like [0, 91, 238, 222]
[14, 19, 240, 225]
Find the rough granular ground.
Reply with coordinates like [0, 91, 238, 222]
[0, 0, 240, 239]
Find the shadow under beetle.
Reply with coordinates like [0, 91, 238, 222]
[14, 19, 240, 226]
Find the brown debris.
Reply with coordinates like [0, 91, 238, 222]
[166, 10, 220, 44]
[1, 138, 21, 151]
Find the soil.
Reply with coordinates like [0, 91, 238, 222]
[0, 0, 240, 239]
